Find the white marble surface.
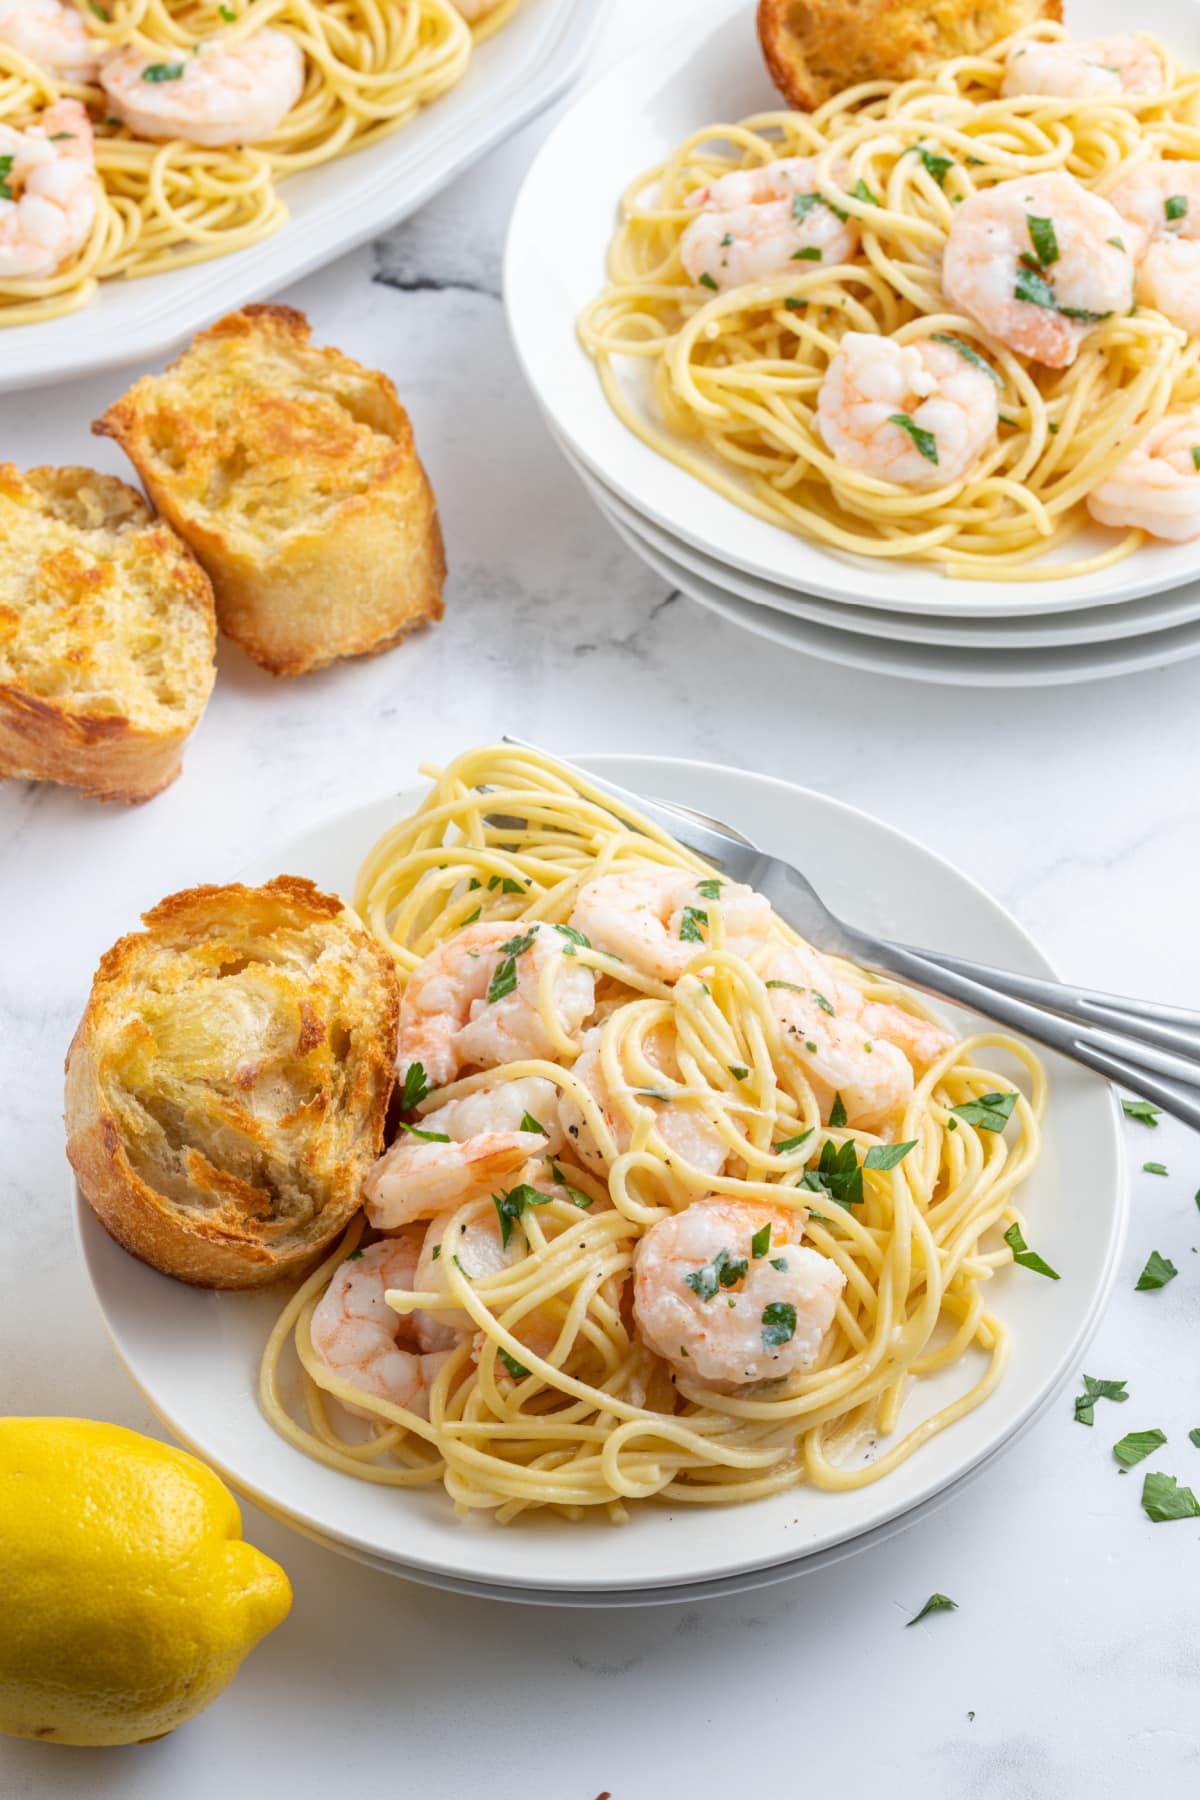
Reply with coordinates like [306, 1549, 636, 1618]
[4, 1, 1200, 1794]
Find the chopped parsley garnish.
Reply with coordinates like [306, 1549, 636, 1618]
[829, 1092, 848, 1129]
[766, 979, 805, 993]
[1074, 1374, 1128, 1426]
[802, 1138, 864, 1210]
[219, 3, 237, 19]
[906, 1593, 957, 1626]
[493, 1182, 550, 1248]
[634, 1088, 672, 1102]
[487, 929, 537, 1004]
[497, 1347, 531, 1379]
[1121, 1099, 1161, 1126]
[1014, 262, 1111, 324]
[679, 906, 708, 943]
[519, 1111, 548, 1136]
[1113, 1428, 1167, 1469]
[811, 989, 834, 1015]
[547, 1156, 591, 1208]
[729, 1065, 750, 1082]
[1026, 213, 1059, 267]
[1166, 194, 1189, 223]
[487, 874, 526, 894]
[698, 272, 719, 291]
[553, 922, 590, 951]
[47, 132, 74, 141]
[1141, 1471, 1200, 1522]
[851, 177, 879, 206]
[864, 1139, 917, 1171]
[1143, 1161, 1168, 1177]
[462, 907, 481, 924]
[88, 0, 109, 15]
[0, 154, 12, 201]
[910, 145, 954, 187]
[1106, 235, 1127, 252]
[431, 1243, 441, 1260]
[930, 333, 1003, 385]
[888, 412, 939, 463]
[685, 1247, 748, 1301]
[792, 247, 823, 261]
[398, 1061, 433, 1111]
[344, 1249, 363, 1262]
[770, 1256, 788, 1271]
[761, 1301, 797, 1348]
[696, 878, 724, 899]
[397, 1120, 450, 1144]
[751, 1222, 772, 1259]
[951, 1091, 1018, 1131]
[1003, 1221, 1060, 1280]
[142, 61, 186, 81]
[784, 298, 808, 311]
[720, 231, 733, 247]
[792, 192, 824, 220]
[773, 1128, 814, 1155]
[1135, 1249, 1177, 1291]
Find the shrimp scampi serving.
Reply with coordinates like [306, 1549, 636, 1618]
[0, 100, 97, 280]
[262, 746, 1050, 1522]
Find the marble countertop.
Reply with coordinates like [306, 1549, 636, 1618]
[3, 2, 1200, 1794]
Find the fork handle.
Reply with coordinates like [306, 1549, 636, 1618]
[857, 937, 1200, 1132]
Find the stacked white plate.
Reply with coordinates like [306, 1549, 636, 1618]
[504, 0, 1200, 686]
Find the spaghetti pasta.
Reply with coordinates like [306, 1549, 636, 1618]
[0, 0, 518, 326]
[259, 744, 1049, 1522]
[578, 23, 1200, 579]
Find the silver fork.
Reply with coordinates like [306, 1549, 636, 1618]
[499, 737, 1200, 1132]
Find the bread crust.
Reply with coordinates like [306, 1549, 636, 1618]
[0, 466, 216, 802]
[758, 0, 1063, 111]
[65, 876, 401, 1288]
[95, 305, 446, 678]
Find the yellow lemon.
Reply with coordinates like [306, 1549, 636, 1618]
[0, 1418, 291, 1746]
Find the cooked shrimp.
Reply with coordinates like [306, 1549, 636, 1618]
[395, 920, 595, 1089]
[1001, 35, 1165, 102]
[633, 1199, 844, 1388]
[817, 332, 999, 489]
[559, 1025, 729, 1179]
[0, 99, 96, 279]
[1086, 407, 1200, 542]
[310, 1236, 457, 1419]
[1109, 161, 1200, 335]
[766, 943, 952, 1129]
[413, 1188, 567, 1358]
[99, 28, 305, 148]
[942, 172, 1134, 368]
[418, 1073, 565, 1155]
[570, 868, 772, 982]
[363, 1129, 543, 1232]
[680, 156, 859, 291]
[0, 0, 100, 82]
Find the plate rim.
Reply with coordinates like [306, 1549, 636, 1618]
[504, 0, 1200, 617]
[0, 0, 611, 394]
[75, 754, 1128, 1591]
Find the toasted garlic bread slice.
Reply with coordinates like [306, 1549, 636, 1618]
[758, 0, 1062, 111]
[66, 877, 400, 1288]
[95, 305, 446, 678]
[0, 466, 215, 802]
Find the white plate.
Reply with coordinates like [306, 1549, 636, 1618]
[77, 758, 1125, 1597]
[0, 0, 607, 394]
[604, 514, 1200, 684]
[558, 429, 1200, 651]
[505, 0, 1200, 618]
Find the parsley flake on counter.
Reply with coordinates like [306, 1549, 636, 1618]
[1122, 1099, 1161, 1125]
[906, 1593, 957, 1626]
[951, 1090, 1018, 1131]
[1189, 1429, 1200, 1449]
[1142, 1161, 1168, 1176]
[1135, 1249, 1177, 1290]
[1141, 1471, 1200, 1522]
[1003, 1221, 1060, 1280]
[1113, 1428, 1167, 1469]
[1074, 1374, 1128, 1426]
